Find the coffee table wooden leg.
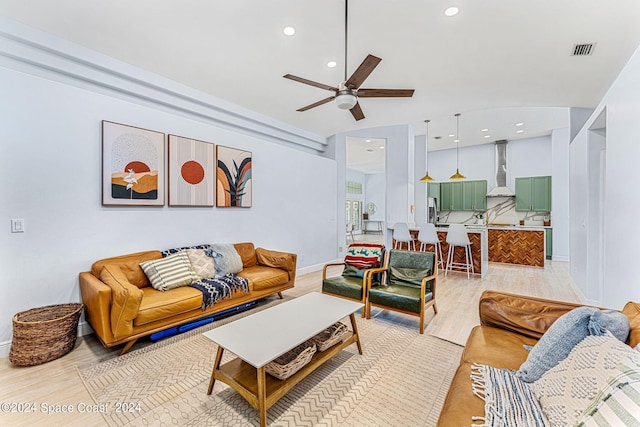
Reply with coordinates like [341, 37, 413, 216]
[207, 347, 224, 395]
[349, 313, 363, 355]
[257, 366, 267, 427]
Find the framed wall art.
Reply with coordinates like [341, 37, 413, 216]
[102, 121, 165, 206]
[216, 145, 252, 208]
[168, 135, 215, 206]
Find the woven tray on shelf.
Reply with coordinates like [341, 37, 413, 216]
[265, 339, 317, 380]
[9, 303, 83, 367]
[311, 322, 348, 352]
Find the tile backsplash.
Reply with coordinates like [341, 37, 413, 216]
[438, 196, 550, 226]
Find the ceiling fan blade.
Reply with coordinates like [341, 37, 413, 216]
[350, 102, 365, 121]
[296, 96, 335, 112]
[357, 88, 415, 98]
[283, 74, 337, 92]
[345, 54, 382, 89]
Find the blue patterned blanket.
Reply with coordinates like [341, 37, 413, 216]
[189, 274, 249, 310]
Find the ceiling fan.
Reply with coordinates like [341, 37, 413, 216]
[283, 0, 415, 121]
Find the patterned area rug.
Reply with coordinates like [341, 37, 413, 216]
[76, 296, 463, 427]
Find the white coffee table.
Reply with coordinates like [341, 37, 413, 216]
[204, 292, 363, 427]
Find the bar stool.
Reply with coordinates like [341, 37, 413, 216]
[417, 223, 444, 270]
[393, 222, 415, 250]
[445, 224, 474, 278]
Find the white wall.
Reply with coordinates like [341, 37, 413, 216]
[365, 173, 386, 222]
[0, 21, 336, 351]
[571, 43, 640, 309]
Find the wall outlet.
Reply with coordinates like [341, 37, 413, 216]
[11, 219, 25, 233]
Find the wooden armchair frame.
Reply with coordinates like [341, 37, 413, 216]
[365, 250, 438, 334]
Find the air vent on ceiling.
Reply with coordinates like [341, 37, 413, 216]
[572, 43, 595, 56]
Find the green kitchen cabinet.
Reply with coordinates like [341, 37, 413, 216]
[545, 227, 553, 260]
[516, 176, 552, 211]
[439, 182, 463, 211]
[427, 182, 440, 202]
[462, 180, 487, 211]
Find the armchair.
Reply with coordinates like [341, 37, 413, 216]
[322, 243, 385, 317]
[365, 249, 438, 333]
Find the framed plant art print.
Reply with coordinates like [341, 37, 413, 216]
[216, 145, 252, 207]
[102, 121, 165, 206]
[168, 135, 215, 206]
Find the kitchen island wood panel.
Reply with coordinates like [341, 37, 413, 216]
[488, 228, 545, 267]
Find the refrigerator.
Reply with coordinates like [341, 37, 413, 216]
[427, 197, 438, 224]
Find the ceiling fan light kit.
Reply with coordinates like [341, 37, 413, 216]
[335, 89, 357, 110]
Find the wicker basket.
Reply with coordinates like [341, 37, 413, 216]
[311, 322, 348, 352]
[9, 303, 83, 367]
[265, 340, 317, 380]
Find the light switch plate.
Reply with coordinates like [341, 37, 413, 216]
[11, 219, 25, 233]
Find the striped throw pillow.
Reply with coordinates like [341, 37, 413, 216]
[575, 363, 640, 426]
[140, 251, 199, 291]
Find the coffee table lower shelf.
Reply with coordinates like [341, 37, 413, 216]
[207, 331, 361, 426]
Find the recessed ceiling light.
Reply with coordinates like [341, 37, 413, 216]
[448, 134, 455, 138]
[516, 122, 524, 126]
[327, 61, 337, 68]
[516, 129, 524, 133]
[484, 135, 491, 138]
[366, 139, 372, 142]
[481, 128, 489, 132]
[379, 146, 385, 149]
[283, 26, 296, 36]
[444, 6, 459, 17]
[454, 139, 459, 143]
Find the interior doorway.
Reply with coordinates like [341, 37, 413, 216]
[345, 137, 386, 244]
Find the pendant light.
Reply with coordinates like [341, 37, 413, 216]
[419, 119, 434, 182]
[449, 113, 466, 180]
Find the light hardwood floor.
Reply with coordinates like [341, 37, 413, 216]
[0, 259, 580, 426]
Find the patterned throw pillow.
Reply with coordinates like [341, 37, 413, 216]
[532, 333, 640, 427]
[161, 244, 209, 257]
[185, 249, 216, 279]
[575, 363, 640, 426]
[205, 243, 243, 278]
[139, 251, 199, 291]
[344, 243, 384, 269]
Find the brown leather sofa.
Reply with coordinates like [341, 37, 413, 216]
[437, 290, 640, 426]
[79, 242, 296, 355]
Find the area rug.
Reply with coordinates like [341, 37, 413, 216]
[77, 297, 463, 427]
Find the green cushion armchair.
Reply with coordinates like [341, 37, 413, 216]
[322, 243, 385, 317]
[365, 249, 438, 333]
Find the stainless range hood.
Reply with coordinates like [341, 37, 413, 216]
[487, 140, 515, 197]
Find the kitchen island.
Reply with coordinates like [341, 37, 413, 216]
[483, 225, 546, 267]
[389, 225, 488, 277]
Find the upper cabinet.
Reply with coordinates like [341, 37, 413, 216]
[462, 180, 487, 211]
[439, 180, 486, 211]
[427, 182, 440, 202]
[515, 176, 552, 211]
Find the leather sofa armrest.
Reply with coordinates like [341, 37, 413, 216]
[79, 271, 114, 343]
[256, 248, 297, 282]
[479, 290, 584, 339]
[99, 265, 144, 338]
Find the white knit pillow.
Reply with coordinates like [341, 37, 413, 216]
[140, 251, 198, 291]
[185, 249, 216, 279]
[532, 333, 640, 427]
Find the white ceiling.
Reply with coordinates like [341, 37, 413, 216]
[3, 0, 640, 156]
